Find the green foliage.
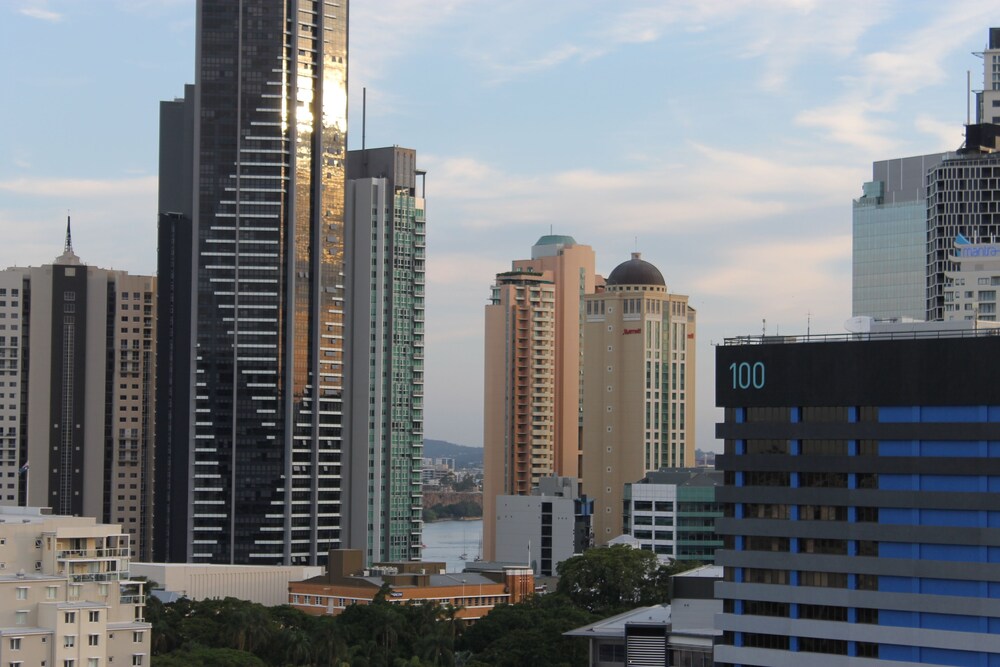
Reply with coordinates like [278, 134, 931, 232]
[556, 545, 690, 616]
[452, 476, 477, 492]
[422, 501, 482, 523]
[458, 594, 595, 667]
[147, 551, 699, 666]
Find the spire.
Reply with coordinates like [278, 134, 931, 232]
[64, 214, 73, 254]
[54, 214, 81, 266]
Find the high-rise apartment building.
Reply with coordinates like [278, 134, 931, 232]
[580, 253, 696, 545]
[344, 146, 426, 563]
[155, 1, 349, 565]
[482, 235, 595, 560]
[715, 323, 1000, 665]
[1, 226, 156, 560]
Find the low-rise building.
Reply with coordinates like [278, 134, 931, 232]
[564, 564, 721, 667]
[288, 549, 533, 621]
[494, 475, 593, 576]
[0, 506, 150, 666]
[132, 562, 323, 607]
[623, 469, 723, 563]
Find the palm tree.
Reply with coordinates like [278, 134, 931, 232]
[282, 626, 313, 666]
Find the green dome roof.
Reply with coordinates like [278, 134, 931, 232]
[534, 234, 577, 247]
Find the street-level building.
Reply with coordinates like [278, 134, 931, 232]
[623, 469, 723, 564]
[715, 322, 1000, 665]
[0, 507, 150, 667]
[288, 550, 533, 622]
[494, 475, 592, 576]
[581, 253, 696, 545]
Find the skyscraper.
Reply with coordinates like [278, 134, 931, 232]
[155, 1, 349, 565]
[344, 146, 426, 563]
[716, 322, 1000, 665]
[852, 153, 945, 321]
[2, 223, 157, 559]
[482, 235, 595, 560]
[580, 253, 696, 545]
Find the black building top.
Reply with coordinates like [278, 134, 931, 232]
[606, 252, 665, 287]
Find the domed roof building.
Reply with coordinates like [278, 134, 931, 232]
[581, 251, 696, 546]
[605, 252, 666, 291]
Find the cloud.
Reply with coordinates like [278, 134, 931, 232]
[0, 176, 156, 198]
[19, 6, 61, 21]
[794, 0, 997, 149]
[914, 114, 966, 152]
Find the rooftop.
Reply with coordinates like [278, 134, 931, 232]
[723, 319, 1000, 345]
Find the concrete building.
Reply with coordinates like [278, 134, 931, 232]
[581, 253, 696, 545]
[288, 550, 533, 622]
[494, 475, 593, 576]
[623, 469, 723, 564]
[483, 235, 596, 560]
[852, 153, 945, 321]
[0, 507, 150, 667]
[131, 562, 322, 607]
[1, 224, 156, 559]
[564, 564, 721, 667]
[155, 0, 350, 565]
[344, 146, 426, 564]
[715, 323, 1000, 665]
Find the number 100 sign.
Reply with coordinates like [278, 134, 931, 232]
[729, 362, 765, 389]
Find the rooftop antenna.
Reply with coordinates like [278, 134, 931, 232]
[64, 212, 73, 254]
[762, 318, 766, 337]
[807, 311, 812, 338]
[967, 70, 971, 126]
[362, 87, 367, 151]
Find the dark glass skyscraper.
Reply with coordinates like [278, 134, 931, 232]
[156, 0, 349, 565]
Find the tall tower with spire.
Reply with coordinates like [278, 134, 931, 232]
[0, 222, 157, 559]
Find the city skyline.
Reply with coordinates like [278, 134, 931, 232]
[1, 1, 998, 450]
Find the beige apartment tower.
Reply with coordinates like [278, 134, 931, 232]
[581, 253, 696, 545]
[1, 223, 156, 559]
[0, 506, 150, 666]
[483, 235, 595, 560]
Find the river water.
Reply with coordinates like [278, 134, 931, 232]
[421, 519, 482, 573]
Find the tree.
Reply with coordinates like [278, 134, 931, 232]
[555, 545, 677, 616]
[459, 594, 594, 667]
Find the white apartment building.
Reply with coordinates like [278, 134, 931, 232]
[0, 507, 150, 667]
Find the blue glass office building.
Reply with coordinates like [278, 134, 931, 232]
[715, 330, 1000, 666]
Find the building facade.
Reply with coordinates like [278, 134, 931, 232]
[494, 475, 592, 576]
[623, 469, 723, 564]
[344, 146, 426, 564]
[155, 0, 350, 565]
[289, 550, 533, 622]
[926, 125, 1000, 321]
[581, 253, 696, 545]
[482, 235, 596, 561]
[0, 507, 150, 667]
[852, 153, 945, 321]
[976, 28, 1000, 124]
[2, 228, 156, 560]
[715, 326, 1000, 665]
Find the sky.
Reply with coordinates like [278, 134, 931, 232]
[0, 0, 997, 451]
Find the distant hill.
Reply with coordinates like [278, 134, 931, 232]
[424, 439, 483, 469]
